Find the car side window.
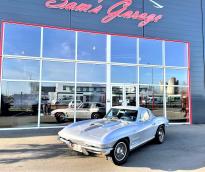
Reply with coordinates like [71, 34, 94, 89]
[96, 103, 105, 108]
[81, 103, 90, 108]
[141, 110, 150, 122]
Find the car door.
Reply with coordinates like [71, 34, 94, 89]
[76, 103, 91, 119]
[95, 103, 106, 117]
[129, 122, 142, 149]
[137, 109, 155, 143]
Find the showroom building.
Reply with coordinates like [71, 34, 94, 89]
[0, 0, 204, 129]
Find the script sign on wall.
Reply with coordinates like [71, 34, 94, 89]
[45, 0, 163, 27]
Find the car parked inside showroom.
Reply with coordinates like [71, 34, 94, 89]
[51, 102, 106, 123]
[68, 100, 83, 108]
[58, 106, 169, 165]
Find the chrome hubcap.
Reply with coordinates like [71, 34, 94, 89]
[114, 142, 127, 161]
[158, 129, 164, 142]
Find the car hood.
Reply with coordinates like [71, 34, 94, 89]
[58, 119, 131, 146]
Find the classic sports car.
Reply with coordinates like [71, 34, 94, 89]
[51, 102, 106, 123]
[58, 106, 169, 165]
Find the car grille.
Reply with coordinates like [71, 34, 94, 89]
[60, 136, 85, 145]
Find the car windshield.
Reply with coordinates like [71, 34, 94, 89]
[105, 108, 138, 122]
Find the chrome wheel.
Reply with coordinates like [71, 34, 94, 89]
[114, 142, 127, 162]
[158, 128, 165, 142]
[155, 126, 165, 144]
[56, 113, 66, 123]
[59, 114, 65, 121]
[91, 113, 100, 119]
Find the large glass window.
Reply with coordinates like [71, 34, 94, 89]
[76, 84, 106, 120]
[0, 23, 190, 128]
[43, 28, 75, 59]
[77, 64, 106, 83]
[3, 23, 41, 56]
[111, 36, 137, 64]
[2, 58, 40, 80]
[40, 82, 74, 126]
[126, 86, 136, 106]
[78, 32, 106, 61]
[111, 86, 136, 107]
[0, 81, 39, 128]
[165, 42, 188, 67]
[111, 66, 137, 83]
[166, 87, 189, 123]
[139, 86, 164, 116]
[139, 39, 162, 65]
[112, 86, 123, 106]
[42, 61, 75, 81]
[139, 67, 163, 85]
[166, 69, 188, 86]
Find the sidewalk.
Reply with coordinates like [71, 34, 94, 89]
[0, 125, 205, 172]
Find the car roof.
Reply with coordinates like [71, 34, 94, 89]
[112, 106, 147, 111]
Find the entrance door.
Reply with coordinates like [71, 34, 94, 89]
[112, 85, 136, 107]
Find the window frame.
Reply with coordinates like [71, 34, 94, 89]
[0, 21, 191, 129]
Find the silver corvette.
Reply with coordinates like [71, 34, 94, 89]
[58, 106, 169, 165]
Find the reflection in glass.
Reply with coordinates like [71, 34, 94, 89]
[3, 58, 40, 80]
[166, 69, 188, 86]
[111, 36, 137, 63]
[139, 67, 163, 85]
[126, 86, 136, 106]
[77, 64, 106, 82]
[112, 87, 123, 106]
[78, 32, 106, 61]
[165, 42, 188, 67]
[1, 23, 191, 127]
[40, 83, 74, 126]
[43, 28, 75, 59]
[0, 81, 39, 128]
[139, 39, 162, 65]
[139, 85, 164, 116]
[166, 87, 189, 122]
[4, 23, 41, 56]
[76, 84, 106, 120]
[42, 61, 75, 81]
[111, 66, 137, 83]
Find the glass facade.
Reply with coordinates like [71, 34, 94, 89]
[0, 23, 190, 128]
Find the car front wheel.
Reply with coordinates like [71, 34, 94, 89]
[155, 125, 165, 144]
[111, 140, 130, 166]
[91, 113, 101, 119]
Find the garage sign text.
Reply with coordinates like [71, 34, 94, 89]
[45, 0, 163, 27]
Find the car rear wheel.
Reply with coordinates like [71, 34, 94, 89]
[55, 112, 66, 123]
[155, 125, 165, 144]
[111, 140, 130, 166]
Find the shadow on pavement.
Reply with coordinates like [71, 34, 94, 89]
[0, 128, 61, 138]
[0, 143, 87, 164]
[122, 125, 205, 171]
[0, 125, 205, 171]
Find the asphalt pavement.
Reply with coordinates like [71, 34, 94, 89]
[0, 125, 205, 172]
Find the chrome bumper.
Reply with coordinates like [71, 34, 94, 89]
[59, 137, 112, 156]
